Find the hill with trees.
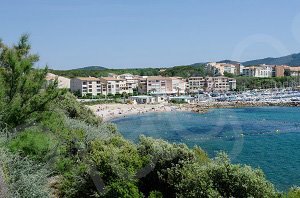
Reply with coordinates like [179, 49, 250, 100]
[74, 66, 108, 70]
[242, 53, 300, 66]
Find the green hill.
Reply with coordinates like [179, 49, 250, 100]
[74, 66, 107, 70]
[242, 53, 300, 66]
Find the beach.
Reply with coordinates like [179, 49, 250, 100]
[88, 103, 195, 121]
[89, 100, 300, 121]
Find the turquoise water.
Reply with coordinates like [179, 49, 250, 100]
[112, 107, 300, 191]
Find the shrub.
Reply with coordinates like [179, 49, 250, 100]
[103, 180, 143, 198]
[89, 136, 145, 183]
[286, 187, 300, 198]
[52, 92, 102, 126]
[8, 127, 56, 161]
[166, 153, 279, 198]
[148, 191, 163, 198]
[0, 147, 50, 198]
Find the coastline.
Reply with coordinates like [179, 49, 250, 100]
[89, 101, 300, 122]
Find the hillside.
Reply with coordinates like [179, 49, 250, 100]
[242, 53, 300, 66]
[74, 66, 107, 70]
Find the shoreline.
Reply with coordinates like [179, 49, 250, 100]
[89, 101, 300, 122]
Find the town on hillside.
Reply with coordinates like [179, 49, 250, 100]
[47, 62, 300, 104]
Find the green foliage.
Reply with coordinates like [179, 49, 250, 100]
[103, 180, 143, 198]
[165, 153, 279, 198]
[0, 147, 50, 198]
[50, 64, 206, 79]
[8, 127, 56, 161]
[0, 34, 62, 128]
[236, 76, 299, 90]
[50, 67, 161, 78]
[161, 65, 206, 78]
[286, 187, 300, 198]
[89, 136, 145, 182]
[137, 136, 198, 196]
[170, 99, 187, 104]
[51, 92, 102, 125]
[148, 191, 163, 198]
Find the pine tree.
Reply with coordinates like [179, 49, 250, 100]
[0, 34, 63, 128]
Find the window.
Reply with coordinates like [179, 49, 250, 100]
[83, 82, 87, 85]
[96, 81, 101, 84]
[89, 89, 92, 92]
[89, 85, 92, 88]
[97, 89, 101, 92]
[89, 81, 92, 84]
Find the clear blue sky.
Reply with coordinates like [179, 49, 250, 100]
[1, 0, 300, 69]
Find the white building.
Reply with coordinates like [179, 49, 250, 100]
[206, 62, 241, 76]
[243, 65, 274, 77]
[100, 77, 132, 95]
[70, 77, 102, 96]
[143, 76, 186, 95]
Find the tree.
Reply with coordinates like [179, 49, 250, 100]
[0, 34, 62, 128]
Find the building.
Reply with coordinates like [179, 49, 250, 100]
[144, 76, 186, 95]
[274, 65, 300, 77]
[146, 76, 173, 95]
[46, 73, 70, 89]
[129, 95, 155, 104]
[206, 76, 236, 92]
[100, 77, 132, 95]
[168, 96, 195, 103]
[170, 77, 186, 95]
[70, 77, 102, 96]
[187, 77, 206, 93]
[129, 95, 166, 104]
[187, 76, 236, 92]
[206, 62, 241, 76]
[242, 64, 274, 77]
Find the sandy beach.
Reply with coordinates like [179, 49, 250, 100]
[88, 100, 300, 122]
[88, 103, 193, 121]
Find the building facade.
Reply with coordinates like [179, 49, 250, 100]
[100, 77, 132, 95]
[206, 62, 241, 76]
[242, 65, 274, 77]
[70, 77, 102, 96]
[187, 76, 236, 92]
[274, 65, 300, 77]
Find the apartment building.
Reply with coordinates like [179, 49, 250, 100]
[187, 76, 236, 92]
[70, 77, 102, 96]
[170, 77, 186, 95]
[187, 77, 206, 93]
[242, 65, 274, 77]
[137, 77, 148, 94]
[274, 65, 300, 77]
[206, 62, 241, 76]
[206, 77, 236, 92]
[100, 77, 133, 95]
[146, 76, 173, 94]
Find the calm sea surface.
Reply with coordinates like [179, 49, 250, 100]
[112, 107, 300, 191]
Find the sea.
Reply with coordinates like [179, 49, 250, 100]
[112, 106, 300, 191]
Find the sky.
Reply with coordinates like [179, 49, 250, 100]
[1, 0, 300, 69]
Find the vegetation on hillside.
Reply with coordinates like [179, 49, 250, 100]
[50, 64, 206, 79]
[236, 76, 300, 91]
[0, 35, 299, 197]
